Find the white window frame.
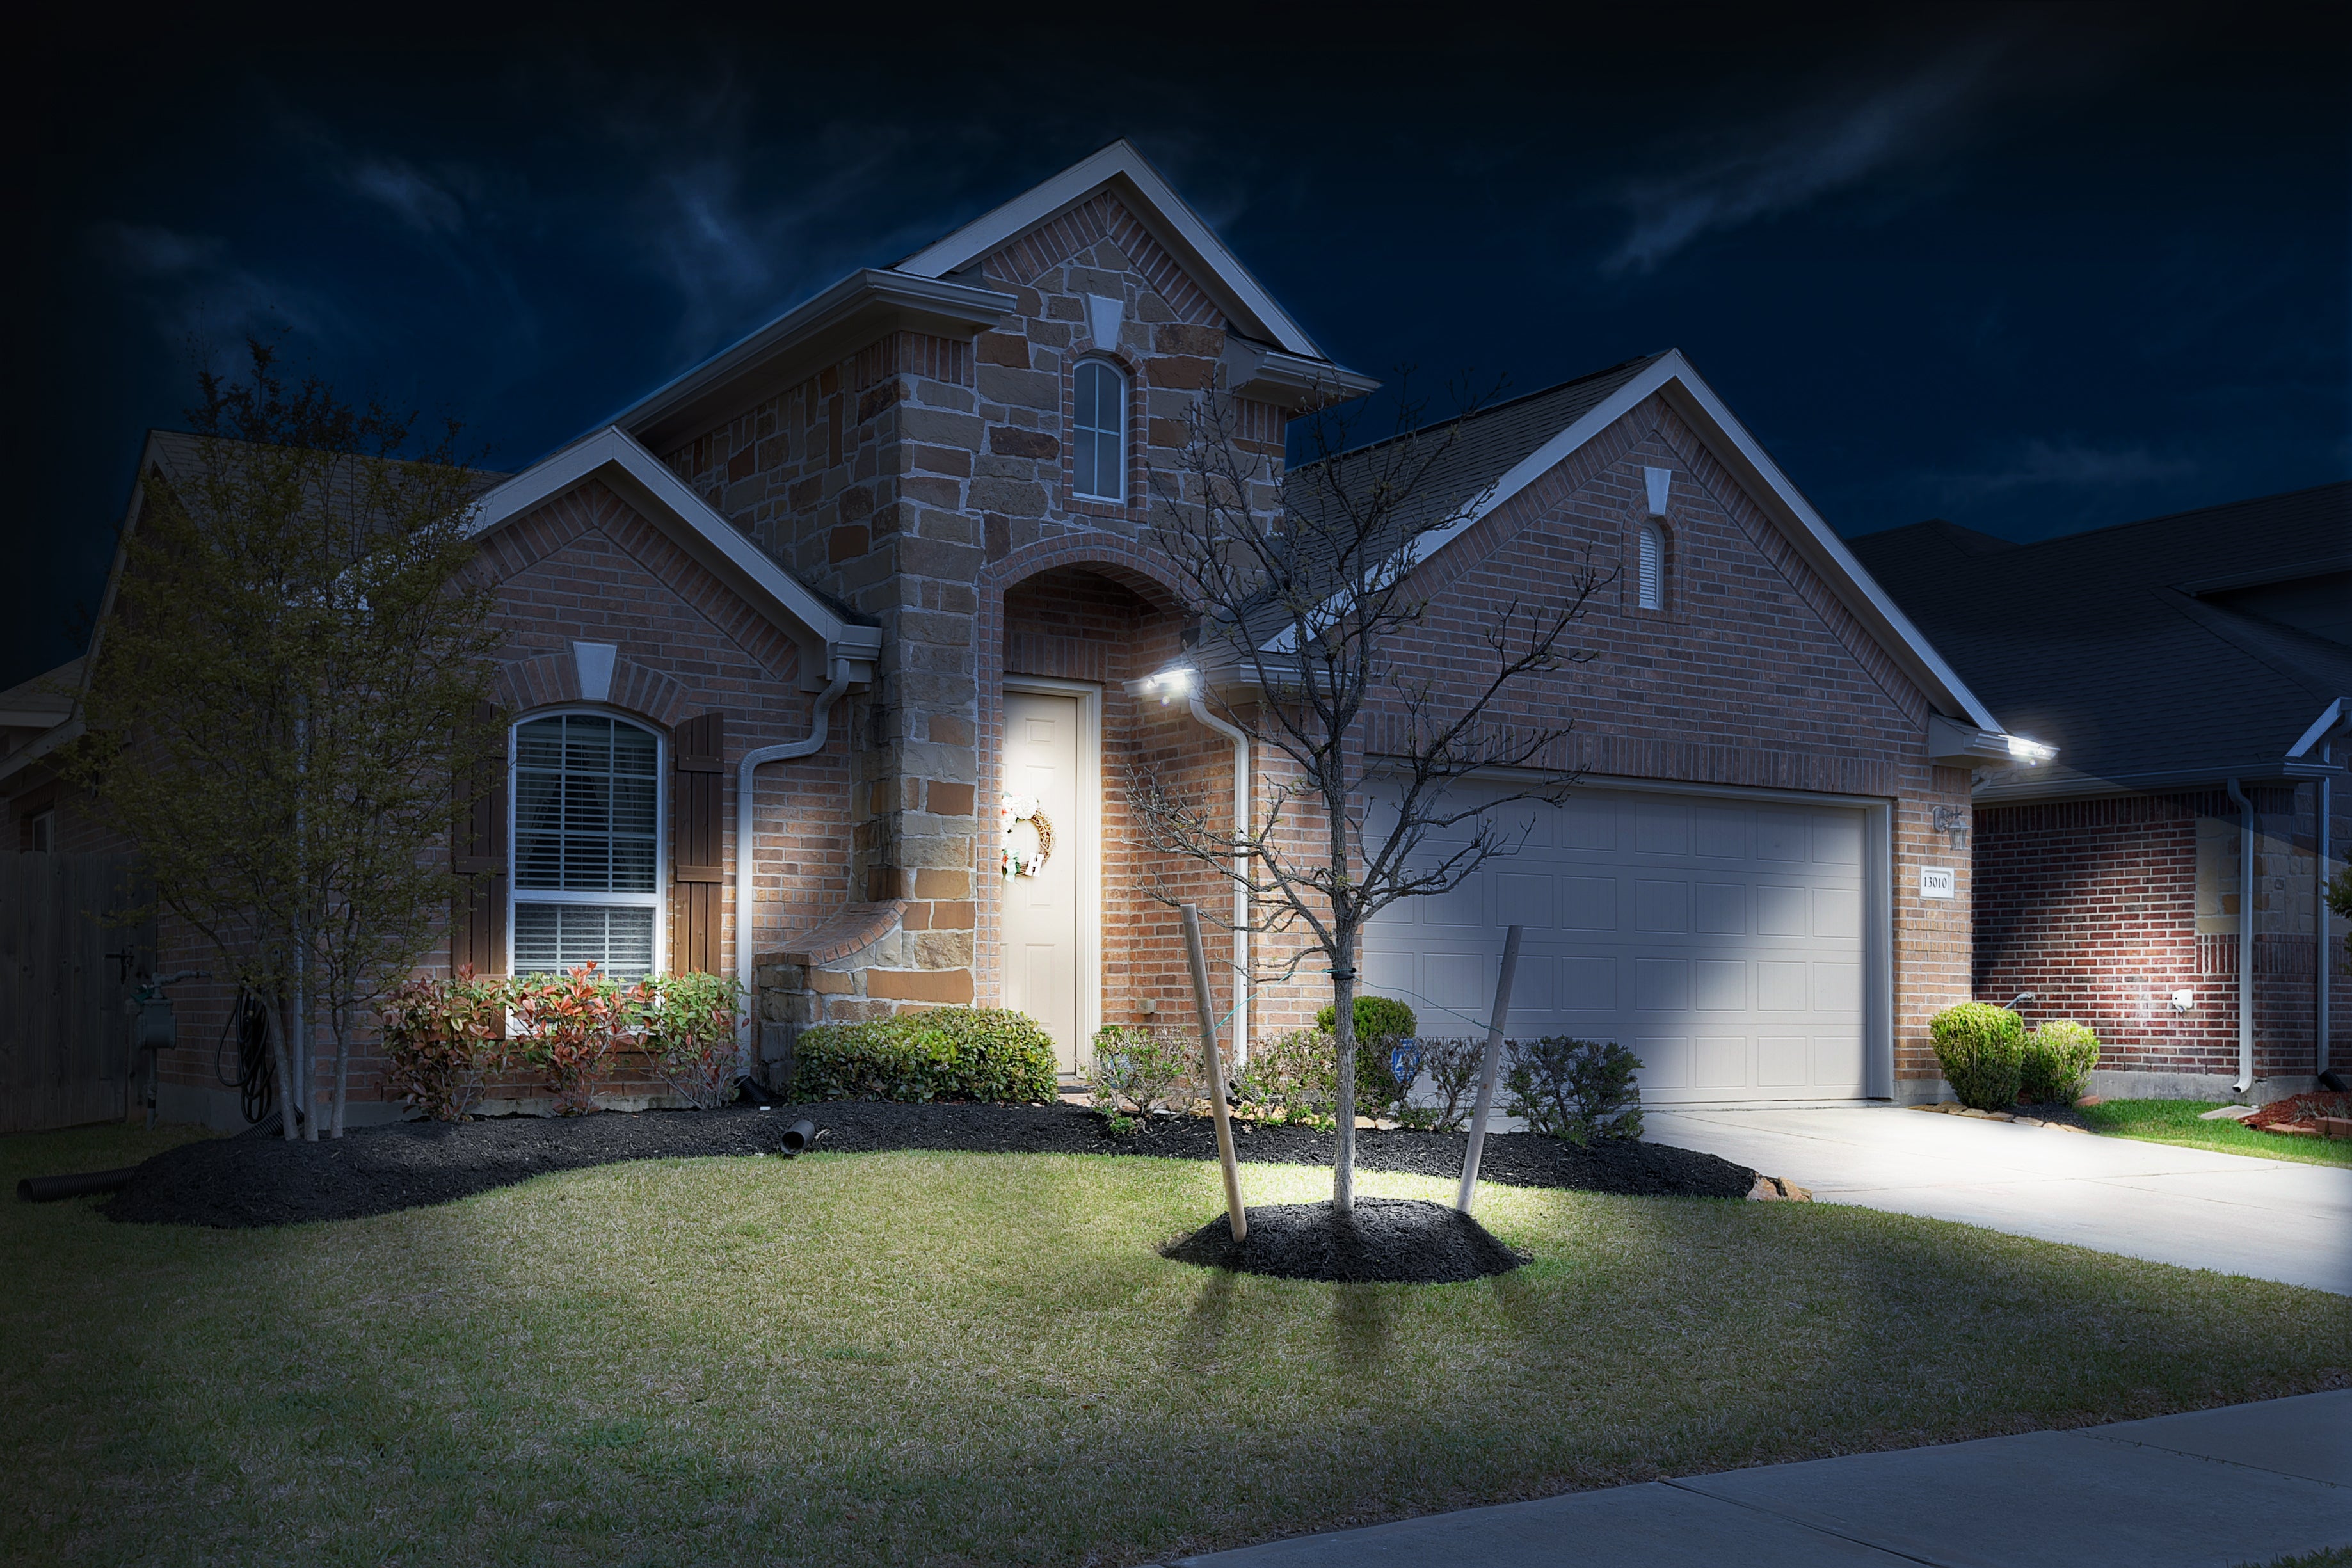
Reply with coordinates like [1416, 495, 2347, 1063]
[1072, 358, 1128, 504]
[505, 708, 667, 979]
[26, 808, 53, 853]
[1638, 521, 1665, 610]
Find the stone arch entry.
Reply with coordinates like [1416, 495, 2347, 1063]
[980, 541, 1197, 1068]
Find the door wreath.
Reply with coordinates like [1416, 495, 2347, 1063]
[1000, 794, 1055, 878]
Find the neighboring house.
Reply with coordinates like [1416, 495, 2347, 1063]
[0, 658, 83, 852]
[54, 140, 2050, 1129]
[1852, 484, 2349, 1101]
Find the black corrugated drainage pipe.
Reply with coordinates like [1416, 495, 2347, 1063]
[18, 1167, 140, 1203]
[2227, 777, 2255, 1097]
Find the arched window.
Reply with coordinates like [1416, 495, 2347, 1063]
[511, 712, 661, 980]
[1073, 359, 1126, 502]
[1637, 522, 1665, 611]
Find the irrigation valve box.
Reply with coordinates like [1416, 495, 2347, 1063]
[1918, 867, 1956, 900]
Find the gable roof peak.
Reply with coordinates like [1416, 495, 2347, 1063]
[893, 138, 1329, 363]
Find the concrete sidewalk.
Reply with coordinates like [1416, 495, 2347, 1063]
[1175, 1389, 2352, 1567]
[1645, 1106, 2352, 1295]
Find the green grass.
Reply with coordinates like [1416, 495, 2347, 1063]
[4, 1124, 2348, 1567]
[2079, 1099, 2352, 1167]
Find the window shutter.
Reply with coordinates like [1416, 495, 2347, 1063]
[671, 712, 724, 975]
[451, 700, 508, 976]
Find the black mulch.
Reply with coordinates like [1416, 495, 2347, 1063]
[1163, 1197, 1526, 1283]
[100, 1100, 1756, 1230]
[2014, 1101, 2096, 1130]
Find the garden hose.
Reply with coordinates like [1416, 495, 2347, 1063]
[214, 988, 276, 1126]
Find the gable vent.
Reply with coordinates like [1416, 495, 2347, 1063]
[1638, 522, 1664, 610]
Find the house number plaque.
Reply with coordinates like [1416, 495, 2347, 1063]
[1918, 866, 1956, 900]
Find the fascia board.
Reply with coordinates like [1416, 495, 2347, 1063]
[1971, 764, 2312, 804]
[893, 140, 1325, 362]
[0, 717, 83, 790]
[467, 428, 880, 677]
[1227, 344, 1382, 406]
[2288, 697, 2346, 758]
[0, 710, 73, 728]
[609, 269, 1015, 452]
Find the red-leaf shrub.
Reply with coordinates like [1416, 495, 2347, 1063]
[509, 963, 652, 1116]
[380, 966, 513, 1121]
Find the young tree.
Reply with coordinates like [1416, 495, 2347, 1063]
[68, 341, 505, 1138]
[1130, 381, 1606, 1211]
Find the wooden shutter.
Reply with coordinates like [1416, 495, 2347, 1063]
[451, 701, 508, 976]
[671, 712, 724, 975]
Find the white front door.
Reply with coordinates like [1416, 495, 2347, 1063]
[1002, 690, 1084, 1071]
[1360, 783, 1874, 1105]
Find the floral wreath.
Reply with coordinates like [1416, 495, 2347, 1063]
[1000, 794, 1055, 879]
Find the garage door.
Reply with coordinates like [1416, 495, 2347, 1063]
[1360, 783, 1873, 1105]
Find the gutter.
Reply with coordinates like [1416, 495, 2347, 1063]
[2226, 777, 2257, 1096]
[734, 667, 856, 1071]
[1185, 693, 1252, 1071]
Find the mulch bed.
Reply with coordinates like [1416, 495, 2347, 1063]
[2246, 1092, 2352, 1132]
[99, 1101, 1756, 1230]
[1163, 1197, 1526, 1284]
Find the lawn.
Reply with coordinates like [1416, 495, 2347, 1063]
[4, 1124, 2347, 1567]
[2080, 1100, 2352, 1168]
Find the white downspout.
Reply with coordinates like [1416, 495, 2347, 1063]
[735, 672, 852, 1068]
[1187, 693, 1250, 1071]
[2227, 777, 2256, 1096]
[2320, 755, 2333, 1080]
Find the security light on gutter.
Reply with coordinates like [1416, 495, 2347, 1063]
[2005, 735, 2057, 763]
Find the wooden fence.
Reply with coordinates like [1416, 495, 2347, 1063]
[0, 854, 154, 1133]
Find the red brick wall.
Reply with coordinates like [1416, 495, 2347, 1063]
[1976, 790, 2340, 1080]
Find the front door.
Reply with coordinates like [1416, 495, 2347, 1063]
[1002, 690, 1084, 1071]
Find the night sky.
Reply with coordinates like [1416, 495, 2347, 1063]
[8, 6, 2346, 691]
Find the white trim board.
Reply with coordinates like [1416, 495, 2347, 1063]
[465, 426, 882, 689]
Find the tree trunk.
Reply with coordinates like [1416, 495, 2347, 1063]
[294, 945, 315, 1140]
[330, 1002, 349, 1139]
[1331, 946, 1357, 1213]
[269, 988, 300, 1142]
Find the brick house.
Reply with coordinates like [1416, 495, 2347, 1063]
[20, 140, 2053, 1128]
[1852, 484, 2349, 1101]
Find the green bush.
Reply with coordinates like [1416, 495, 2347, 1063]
[1930, 1003, 2027, 1110]
[1504, 1036, 1645, 1144]
[2020, 1018, 2100, 1104]
[1085, 1024, 1193, 1119]
[1315, 995, 1418, 1119]
[641, 972, 744, 1110]
[379, 966, 513, 1121]
[1235, 1028, 1339, 1128]
[790, 1007, 1058, 1105]
[1404, 1036, 1491, 1131]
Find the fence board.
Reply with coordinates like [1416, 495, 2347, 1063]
[0, 853, 148, 1134]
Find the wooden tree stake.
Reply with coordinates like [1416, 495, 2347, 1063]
[1182, 902, 1248, 1243]
[1456, 924, 1524, 1214]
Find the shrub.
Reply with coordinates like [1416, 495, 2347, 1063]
[790, 1007, 1057, 1105]
[1930, 1002, 2027, 1110]
[1085, 1024, 1192, 1117]
[1407, 1036, 1491, 1132]
[380, 966, 511, 1121]
[641, 972, 744, 1110]
[511, 963, 652, 1116]
[2021, 1018, 2100, 1104]
[1315, 995, 1419, 1121]
[1235, 1028, 1339, 1128]
[1505, 1035, 1645, 1144]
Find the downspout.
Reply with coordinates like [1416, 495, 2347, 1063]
[2320, 753, 2332, 1079]
[1186, 693, 1250, 1071]
[735, 671, 852, 1069]
[2226, 777, 2255, 1096]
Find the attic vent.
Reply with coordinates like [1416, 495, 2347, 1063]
[1638, 522, 1664, 610]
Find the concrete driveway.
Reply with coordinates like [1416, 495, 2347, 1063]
[1645, 1105, 2352, 1295]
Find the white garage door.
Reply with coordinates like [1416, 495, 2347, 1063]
[1360, 783, 1873, 1105]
